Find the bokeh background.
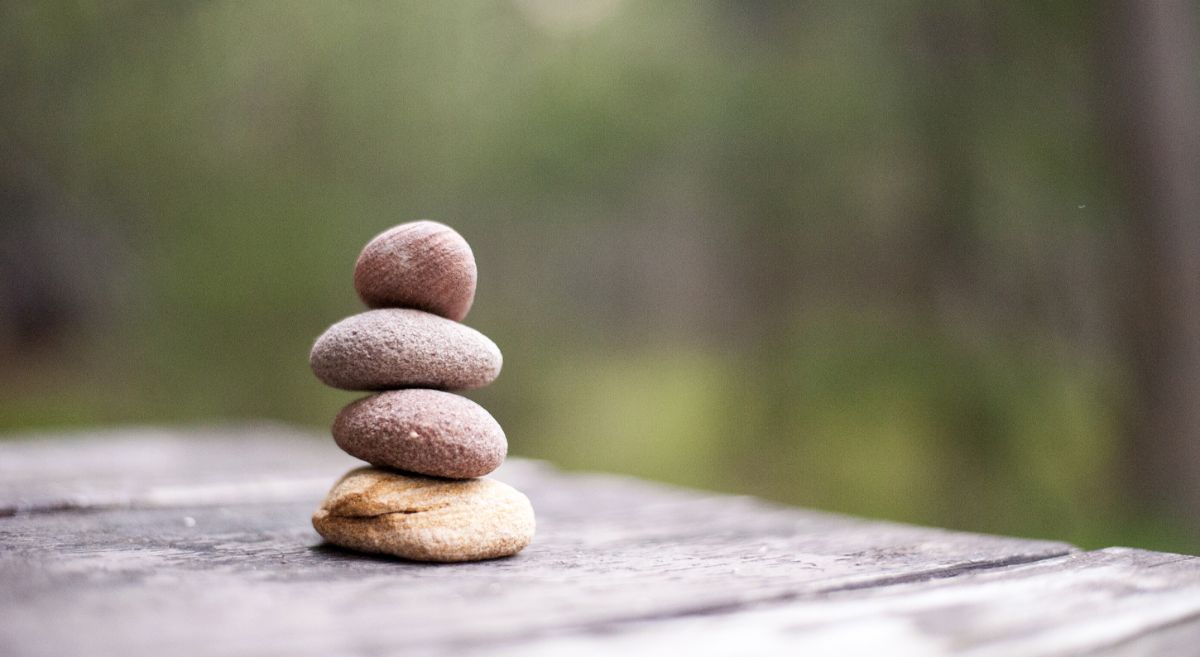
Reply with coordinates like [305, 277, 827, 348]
[3, 1, 1199, 553]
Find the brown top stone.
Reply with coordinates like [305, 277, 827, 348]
[353, 221, 477, 321]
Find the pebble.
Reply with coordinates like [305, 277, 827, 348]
[334, 390, 506, 478]
[354, 220, 477, 321]
[312, 467, 535, 562]
[309, 308, 502, 391]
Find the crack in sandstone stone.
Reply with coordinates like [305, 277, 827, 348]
[329, 501, 453, 519]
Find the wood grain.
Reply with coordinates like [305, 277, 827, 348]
[0, 426, 1196, 656]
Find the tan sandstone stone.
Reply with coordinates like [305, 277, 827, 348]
[312, 467, 535, 562]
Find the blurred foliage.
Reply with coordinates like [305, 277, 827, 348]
[1, 1, 1196, 554]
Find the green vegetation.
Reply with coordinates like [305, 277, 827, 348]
[2, 1, 1196, 554]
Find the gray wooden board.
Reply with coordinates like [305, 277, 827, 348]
[503, 549, 1200, 657]
[0, 426, 1197, 656]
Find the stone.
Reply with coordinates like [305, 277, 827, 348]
[312, 467, 536, 562]
[354, 220, 477, 321]
[309, 308, 502, 391]
[333, 390, 506, 479]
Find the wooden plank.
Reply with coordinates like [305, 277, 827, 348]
[0, 424, 359, 515]
[0, 427, 1194, 656]
[503, 549, 1200, 657]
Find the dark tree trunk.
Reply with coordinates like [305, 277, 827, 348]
[1104, 0, 1200, 519]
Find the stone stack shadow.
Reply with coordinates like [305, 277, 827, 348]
[308, 221, 535, 562]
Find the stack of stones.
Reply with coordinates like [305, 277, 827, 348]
[308, 221, 535, 562]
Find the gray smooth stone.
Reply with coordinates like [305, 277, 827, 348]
[309, 308, 502, 391]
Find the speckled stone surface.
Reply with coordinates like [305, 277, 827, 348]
[309, 308, 502, 391]
[312, 466, 536, 562]
[354, 221, 477, 321]
[333, 390, 506, 478]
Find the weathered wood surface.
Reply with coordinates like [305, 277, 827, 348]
[1, 426, 1198, 656]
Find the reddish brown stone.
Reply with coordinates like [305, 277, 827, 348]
[333, 390, 506, 479]
[354, 221, 477, 321]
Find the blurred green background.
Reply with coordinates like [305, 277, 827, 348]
[3, 1, 1199, 554]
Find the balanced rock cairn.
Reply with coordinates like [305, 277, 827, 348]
[308, 221, 535, 562]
